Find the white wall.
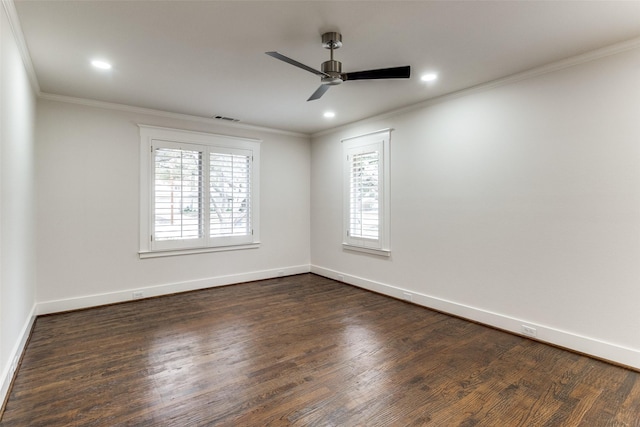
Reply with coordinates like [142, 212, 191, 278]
[0, 3, 37, 404]
[311, 47, 640, 369]
[35, 99, 311, 312]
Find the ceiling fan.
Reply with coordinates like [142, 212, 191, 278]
[266, 32, 411, 101]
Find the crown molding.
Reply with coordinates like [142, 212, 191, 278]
[2, 0, 40, 94]
[38, 93, 310, 139]
[6, 0, 638, 140]
[3, 0, 305, 139]
[312, 36, 640, 139]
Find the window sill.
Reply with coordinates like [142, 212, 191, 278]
[342, 244, 391, 257]
[139, 243, 260, 259]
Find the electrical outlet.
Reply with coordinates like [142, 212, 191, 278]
[521, 325, 537, 338]
[402, 292, 413, 302]
[337, 275, 344, 282]
[132, 291, 144, 299]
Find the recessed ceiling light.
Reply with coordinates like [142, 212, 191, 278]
[91, 60, 112, 70]
[323, 111, 335, 118]
[421, 73, 438, 82]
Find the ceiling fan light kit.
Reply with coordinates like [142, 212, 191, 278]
[266, 31, 411, 101]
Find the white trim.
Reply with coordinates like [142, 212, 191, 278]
[138, 124, 262, 144]
[312, 36, 640, 138]
[139, 243, 260, 259]
[342, 244, 390, 257]
[1, 0, 41, 94]
[341, 128, 393, 143]
[0, 304, 36, 408]
[11, 266, 639, 381]
[36, 265, 311, 315]
[310, 265, 640, 370]
[38, 93, 308, 138]
[343, 129, 391, 253]
[22, 32, 638, 142]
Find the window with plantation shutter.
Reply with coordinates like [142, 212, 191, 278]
[343, 129, 390, 256]
[139, 125, 260, 257]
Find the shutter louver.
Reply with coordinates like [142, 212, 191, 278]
[153, 147, 203, 241]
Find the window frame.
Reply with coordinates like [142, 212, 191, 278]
[342, 129, 391, 256]
[139, 125, 260, 258]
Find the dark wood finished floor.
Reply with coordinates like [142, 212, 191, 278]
[2, 274, 639, 426]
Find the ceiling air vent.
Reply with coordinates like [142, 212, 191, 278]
[213, 115, 240, 122]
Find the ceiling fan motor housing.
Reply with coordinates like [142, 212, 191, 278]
[321, 60, 343, 85]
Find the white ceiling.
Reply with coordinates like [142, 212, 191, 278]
[13, 1, 640, 135]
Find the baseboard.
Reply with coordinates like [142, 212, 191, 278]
[1, 304, 36, 413]
[310, 265, 640, 370]
[36, 265, 310, 315]
[29, 263, 640, 370]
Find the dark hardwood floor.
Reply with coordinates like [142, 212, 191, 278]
[1, 273, 639, 426]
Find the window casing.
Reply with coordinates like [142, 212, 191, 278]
[342, 129, 391, 256]
[139, 125, 260, 257]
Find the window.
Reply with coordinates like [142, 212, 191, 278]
[139, 125, 260, 257]
[342, 129, 390, 256]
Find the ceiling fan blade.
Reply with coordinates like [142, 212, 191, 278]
[343, 66, 411, 81]
[307, 84, 330, 101]
[265, 51, 328, 77]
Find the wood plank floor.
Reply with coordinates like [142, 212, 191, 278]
[1, 273, 639, 426]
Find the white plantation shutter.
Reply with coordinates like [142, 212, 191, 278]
[140, 125, 260, 256]
[343, 129, 390, 255]
[153, 146, 203, 243]
[349, 150, 380, 241]
[209, 149, 252, 238]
